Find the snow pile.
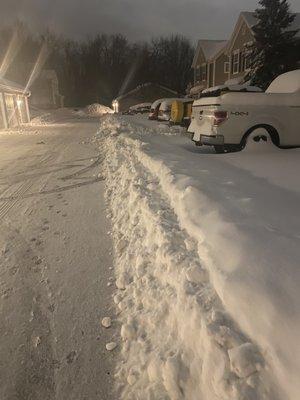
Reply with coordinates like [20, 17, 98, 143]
[266, 69, 300, 93]
[83, 103, 114, 116]
[30, 108, 76, 125]
[96, 115, 283, 400]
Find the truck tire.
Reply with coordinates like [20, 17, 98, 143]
[241, 124, 280, 149]
[171, 101, 184, 124]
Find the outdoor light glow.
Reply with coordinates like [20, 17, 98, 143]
[112, 100, 119, 113]
[24, 43, 49, 94]
[17, 99, 23, 106]
[0, 30, 23, 78]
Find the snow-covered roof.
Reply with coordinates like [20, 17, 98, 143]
[192, 40, 227, 68]
[115, 83, 177, 102]
[241, 11, 257, 29]
[189, 84, 206, 95]
[227, 11, 300, 53]
[241, 11, 300, 34]
[0, 77, 30, 96]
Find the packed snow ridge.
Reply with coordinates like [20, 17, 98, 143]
[96, 114, 298, 400]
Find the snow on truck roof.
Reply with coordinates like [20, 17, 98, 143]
[266, 70, 300, 93]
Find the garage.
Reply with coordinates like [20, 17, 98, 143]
[0, 77, 30, 129]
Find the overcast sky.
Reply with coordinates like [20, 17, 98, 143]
[1, 0, 300, 43]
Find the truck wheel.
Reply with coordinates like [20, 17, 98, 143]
[241, 125, 280, 149]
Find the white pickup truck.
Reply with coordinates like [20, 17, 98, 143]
[188, 70, 300, 153]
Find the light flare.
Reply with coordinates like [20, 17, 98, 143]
[0, 30, 24, 78]
[23, 42, 49, 94]
[117, 58, 139, 98]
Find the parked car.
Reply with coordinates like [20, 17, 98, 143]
[158, 98, 184, 121]
[170, 98, 194, 127]
[188, 70, 300, 153]
[149, 99, 165, 120]
[129, 103, 152, 114]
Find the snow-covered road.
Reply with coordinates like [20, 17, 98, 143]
[2, 111, 299, 400]
[99, 114, 300, 400]
[0, 116, 118, 399]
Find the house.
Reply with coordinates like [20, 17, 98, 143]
[225, 11, 300, 82]
[190, 11, 300, 96]
[0, 77, 30, 129]
[112, 83, 178, 112]
[29, 69, 64, 109]
[190, 40, 228, 97]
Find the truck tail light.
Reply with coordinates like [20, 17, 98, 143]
[213, 111, 228, 126]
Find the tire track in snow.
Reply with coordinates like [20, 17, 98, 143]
[0, 152, 57, 220]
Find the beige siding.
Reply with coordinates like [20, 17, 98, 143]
[214, 53, 229, 86]
[193, 49, 208, 87]
[232, 22, 254, 52]
[228, 21, 255, 80]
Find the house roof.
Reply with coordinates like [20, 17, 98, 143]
[0, 77, 30, 96]
[192, 40, 228, 68]
[226, 11, 300, 54]
[241, 11, 257, 29]
[115, 83, 177, 101]
[242, 11, 300, 35]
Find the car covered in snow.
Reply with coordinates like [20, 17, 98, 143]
[158, 98, 186, 122]
[128, 102, 152, 114]
[149, 99, 165, 120]
[188, 70, 300, 153]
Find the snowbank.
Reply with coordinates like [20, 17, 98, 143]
[30, 108, 77, 125]
[95, 115, 300, 400]
[83, 103, 114, 116]
[30, 104, 114, 126]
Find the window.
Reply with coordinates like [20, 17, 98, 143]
[244, 42, 253, 72]
[224, 62, 230, 74]
[232, 51, 240, 74]
[201, 64, 207, 81]
[195, 65, 201, 82]
[244, 51, 251, 71]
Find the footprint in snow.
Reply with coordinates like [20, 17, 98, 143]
[101, 317, 112, 328]
[66, 351, 77, 364]
[106, 342, 117, 351]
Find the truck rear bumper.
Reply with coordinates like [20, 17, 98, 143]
[192, 134, 224, 146]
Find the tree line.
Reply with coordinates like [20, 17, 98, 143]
[0, 0, 299, 107]
[0, 24, 194, 107]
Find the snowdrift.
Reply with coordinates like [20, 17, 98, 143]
[83, 103, 114, 116]
[97, 114, 300, 400]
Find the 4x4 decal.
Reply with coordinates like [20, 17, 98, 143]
[231, 111, 249, 116]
